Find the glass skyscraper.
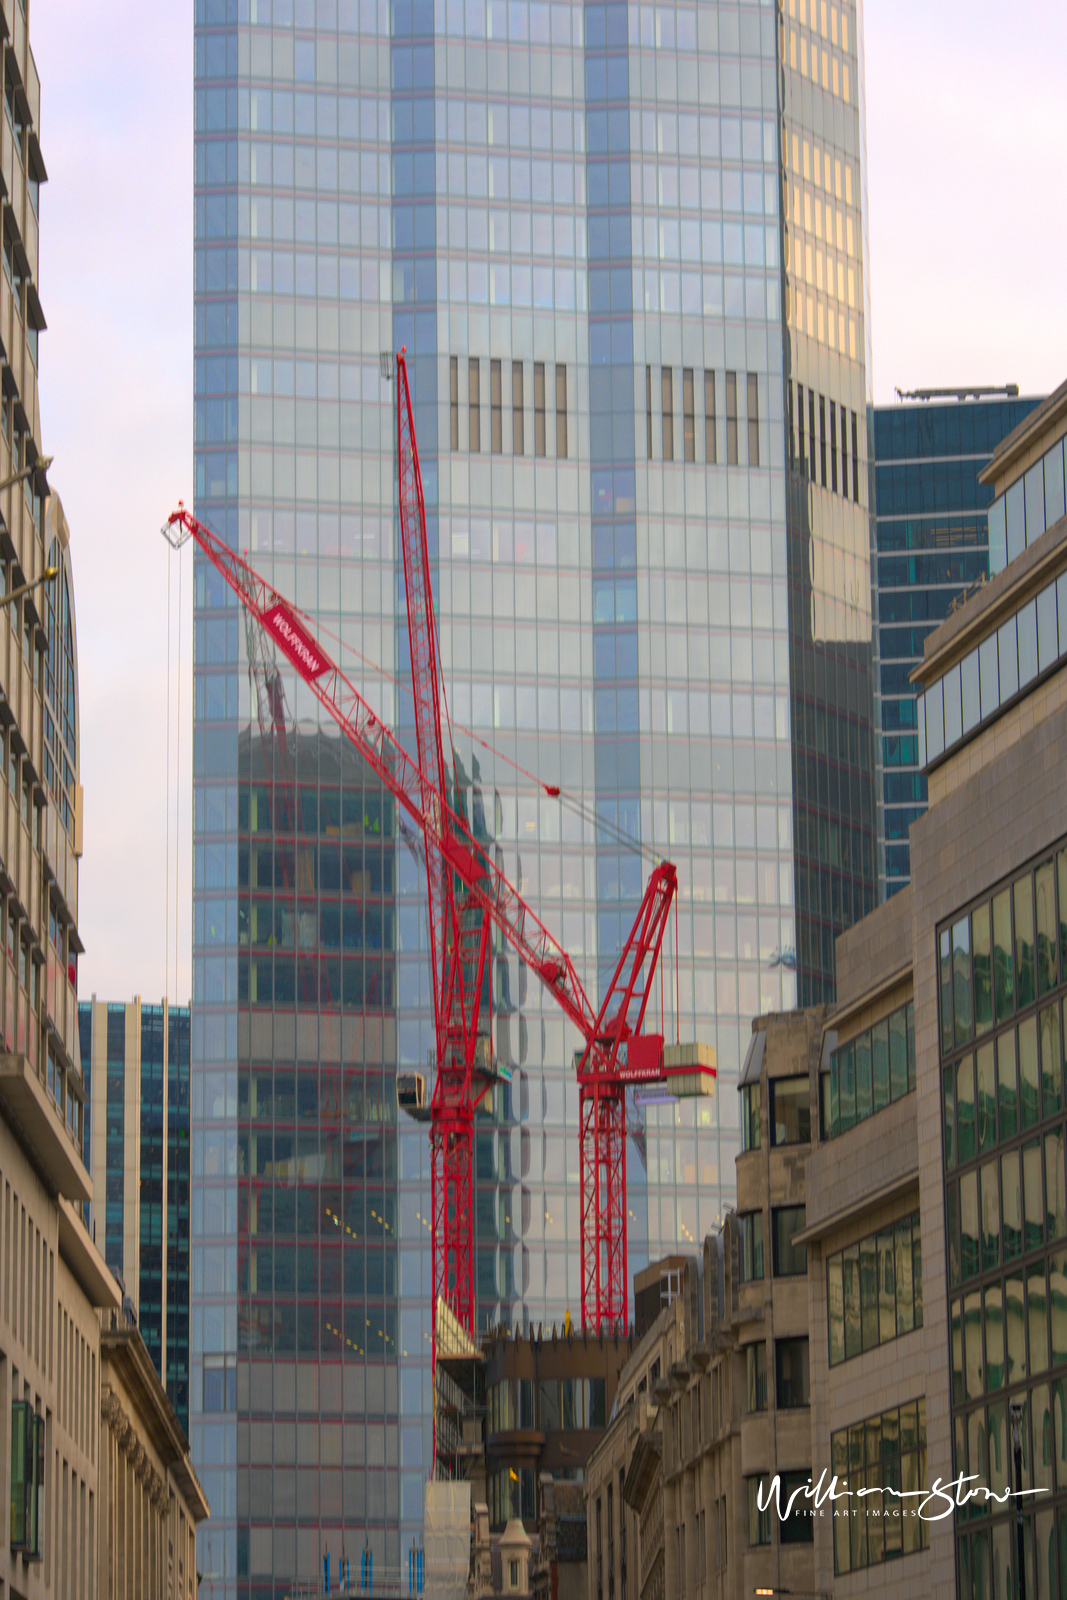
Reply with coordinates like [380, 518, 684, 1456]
[192, 0, 876, 1590]
[872, 390, 1040, 897]
[80, 996, 193, 1432]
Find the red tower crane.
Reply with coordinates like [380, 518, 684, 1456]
[165, 363, 713, 1342]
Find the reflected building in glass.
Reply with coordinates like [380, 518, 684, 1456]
[871, 388, 1040, 898]
[191, 0, 877, 1591]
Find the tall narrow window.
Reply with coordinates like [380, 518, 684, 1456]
[468, 357, 480, 453]
[797, 383, 805, 474]
[683, 368, 695, 461]
[747, 373, 759, 467]
[450, 356, 459, 451]
[534, 362, 546, 457]
[819, 394, 827, 486]
[490, 359, 502, 454]
[830, 401, 838, 492]
[661, 367, 674, 462]
[841, 406, 849, 499]
[725, 371, 738, 464]
[704, 370, 716, 463]
[512, 361, 524, 455]
[646, 366, 654, 459]
[851, 411, 860, 502]
[808, 389, 817, 482]
[787, 379, 794, 467]
[555, 364, 568, 458]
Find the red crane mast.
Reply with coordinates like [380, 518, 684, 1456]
[166, 370, 713, 1338]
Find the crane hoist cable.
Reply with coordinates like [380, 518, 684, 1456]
[282, 598, 665, 869]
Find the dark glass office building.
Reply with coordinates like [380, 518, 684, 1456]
[192, 0, 878, 1589]
[79, 997, 192, 1433]
[873, 391, 1041, 898]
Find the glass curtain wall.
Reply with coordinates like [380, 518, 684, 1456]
[779, 0, 878, 997]
[186, 0, 880, 1591]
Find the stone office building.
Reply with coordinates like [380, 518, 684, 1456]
[805, 379, 1067, 1596]
[583, 1009, 825, 1600]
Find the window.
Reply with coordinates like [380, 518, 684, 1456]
[747, 372, 759, 466]
[797, 383, 806, 474]
[203, 1355, 237, 1411]
[512, 361, 524, 454]
[725, 371, 738, 464]
[683, 368, 695, 461]
[818, 394, 827, 486]
[745, 1341, 767, 1412]
[509, 1559, 519, 1588]
[830, 400, 838, 491]
[491, 359, 502, 454]
[841, 400, 849, 497]
[809, 390, 817, 482]
[772, 1206, 806, 1277]
[741, 1082, 760, 1151]
[645, 366, 653, 459]
[827, 1000, 915, 1137]
[746, 1475, 771, 1546]
[779, 1471, 814, 1544]
[10, 1400, 44, 1557]
[739, 1210, 764, 1281]
[775, 1337, 809, 1408]
[832, 1398, 928, 1574]
[534, 363, 546, 456]
[450, 356, 459, 450]
[704, 370, 716, 462]
[596, 1496, 603, 1600]
[555, 364, 567, 458]
[851, 410, 860, 501]
[826, 1212, 922, 1367]
[787, 380, 795, 466]
[661, 367, 674, 462]
[468, 358, 481, 452]
[770, 1076, 810, 1145]
[619, 1468, 627, 1600]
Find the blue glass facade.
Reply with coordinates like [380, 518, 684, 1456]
[192, 0, 875, 1591]
[79, 998, 192, 1432]
[872, 394, 1040, 897]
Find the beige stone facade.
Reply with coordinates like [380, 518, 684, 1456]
[0, 1113, 113, 1600]
[584, 1291, 690, 1600]
[584, 1012, 826, 1600]
[803, 389, 1067, 1596]
[98, 1311, 208, 1600]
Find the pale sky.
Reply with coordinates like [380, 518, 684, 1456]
[30, 0, 1067, 1002]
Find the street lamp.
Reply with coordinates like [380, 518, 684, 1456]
[0, 454, 52, 495]
[1, 566, 57, 609]
[1010, 1399, 1027, 1600]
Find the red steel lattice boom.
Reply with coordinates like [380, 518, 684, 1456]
[165, 358, 708, 1335]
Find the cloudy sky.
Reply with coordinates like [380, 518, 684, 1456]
[30, 0, 1067, 1001]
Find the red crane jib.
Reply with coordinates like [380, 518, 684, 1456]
[166, 404, 681, 1332]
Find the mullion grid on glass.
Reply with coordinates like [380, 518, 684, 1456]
[938, 837, 1067, 1590]
[826, 1211, 922, 1369]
